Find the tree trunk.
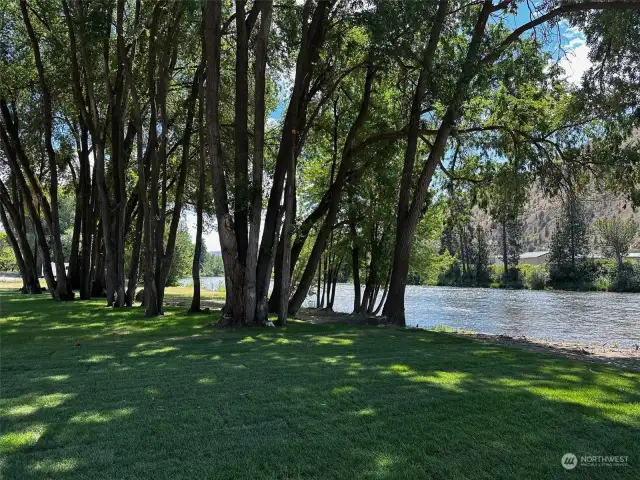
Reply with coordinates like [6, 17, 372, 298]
[79, 123, 92, 299]
[316, 256, 322, 308]
[0, 124, 57, 296]
[90, 221, 106, 297]
[351, 222, 361, 313]
[288, 68, 376, 314]
[205, 0, 246, 326]
[0, 204, 29, 291]
[373, 269, 391, 316]
[267, 233, 285, 313]
[255, 0, 332, 312]
[278, 154, 296, 326]
[20, 1, 72, 301]
[328, 255, 341, 310]
[384, 0, 492, 325]
[126, 208, 143, 307]
[0, 180, 41, 293]
[502, 219, 508, 276]
[244, 1, 273, 323]
[68, 186, 82, 289]
[190, 80, 207, 313]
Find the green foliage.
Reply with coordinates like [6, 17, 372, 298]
[594, 217, 638, 266]
[166, 226, 194, 287]
[409, 200, 453, 285]
[610, 262, 640, 293]
[549, 195, 591, 284]
[0, 232, 18, 272]
[519, 265, 548, 290]
[201, 252, 224, 277]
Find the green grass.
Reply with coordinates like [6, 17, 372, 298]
[1, 291, 639, 479]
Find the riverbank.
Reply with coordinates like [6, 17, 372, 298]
[295, 308, 640, 371]
[1, 291, 638, 478]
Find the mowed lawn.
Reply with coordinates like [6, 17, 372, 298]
[1, 292, 638, 479]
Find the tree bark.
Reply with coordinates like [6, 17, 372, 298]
[0, 179, 41, 293]
[278, 152, 296, 326]
[205, 0, 246, 325]
[0, 123, 57, 295]
[155, 52, 204, 314]
[125, 208, 143, 307]
[244, 1, 273, 324]
[351, 222, 361, 313]
[190, 78, 207, 313]
[0, 204, 28, 292]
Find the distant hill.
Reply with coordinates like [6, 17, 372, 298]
[475, 184, 640, 254]
[208, 251, 222, 257]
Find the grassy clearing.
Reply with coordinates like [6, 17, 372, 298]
[1, 291, 639, 479]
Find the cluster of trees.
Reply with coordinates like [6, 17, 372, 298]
[436, 184, 639, 290]
[2, 0, 640, 326]
[548, 196, 640, 289]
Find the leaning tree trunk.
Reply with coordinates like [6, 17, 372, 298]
[255, 0, 332, 315]
[0, 124, 57, 295]
[278, 154, 296, 326]
[288, 68, 376, 314]
[384, 0, 491, 325]
[0, 204, 29, 291]
[20, 1, 72, 301]
[0, 181, 41, 293]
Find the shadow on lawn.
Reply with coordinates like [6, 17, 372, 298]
[1, 292, 639, 479]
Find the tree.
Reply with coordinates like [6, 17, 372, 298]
[378, 0, 640, 325]
[595, 217, 638, 268]
[549, 194, 591, 282]
[490, 162, 527, 282]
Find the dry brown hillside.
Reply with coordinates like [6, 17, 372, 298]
[475, 185, 640, 254]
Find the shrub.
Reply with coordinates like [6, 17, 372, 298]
[522, 265, 548, 290]
[610, 263, 640, 293]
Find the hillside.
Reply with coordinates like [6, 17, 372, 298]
[476, 185, 640, 254]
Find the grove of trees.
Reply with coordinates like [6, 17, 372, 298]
[2, 0, 640, 325]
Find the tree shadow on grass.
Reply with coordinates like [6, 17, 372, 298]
[1, 293, 639, 479]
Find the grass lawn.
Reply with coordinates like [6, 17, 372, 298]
[1, 291, 638, 479]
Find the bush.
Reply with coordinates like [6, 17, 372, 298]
[548, 258, 617, 290]
[521, 265, 548, 290]
[592, 276, 611, 291]
[610, 263, 640, 293]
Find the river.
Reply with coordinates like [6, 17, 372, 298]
[190, 277, 640, 347]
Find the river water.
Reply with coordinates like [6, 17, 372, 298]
[191, 277, 640, 347]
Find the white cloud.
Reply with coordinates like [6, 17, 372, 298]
[558, 27, 592, 86]
[559, 40, 592, 85]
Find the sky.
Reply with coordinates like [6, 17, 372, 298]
[186, 4, 593, 253]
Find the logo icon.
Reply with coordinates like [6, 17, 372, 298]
[562, 453, 578, 470]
